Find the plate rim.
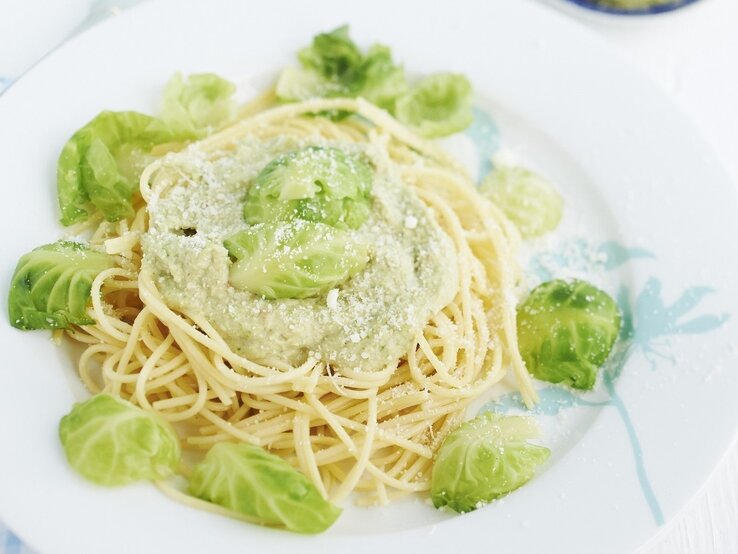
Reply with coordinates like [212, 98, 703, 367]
[0, 1, 736, 553]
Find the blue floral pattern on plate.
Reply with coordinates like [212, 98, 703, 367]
[0, 77, 12, 95]
[485, 240, 729, 524]
[463, 106, 730, 526]
[0, 526, 32, 554]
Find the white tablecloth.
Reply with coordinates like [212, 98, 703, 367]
[1, 1, 736, 552]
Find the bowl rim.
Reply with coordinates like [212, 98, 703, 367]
[562, 0, 703, 15]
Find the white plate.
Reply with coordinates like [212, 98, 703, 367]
[0, 1, 736, 553]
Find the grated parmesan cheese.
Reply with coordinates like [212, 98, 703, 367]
[141, 134, 457, 372]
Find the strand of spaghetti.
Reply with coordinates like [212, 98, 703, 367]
[398, 454, 434, 486]
[333, 361, 398, 384]
[362, 461, 429, 492]
[146, 352, 189, 381]
[293, 413, 328, 498]
[336, 386, 428, 421]
[377, 400, 471, 428]
[66, 326, 102, 344]
[139, 159, 163, 202]
[304, 394, 358, 457]
[225, 403, 290, 430]
[383, 448, 419, 480]
[79, 314, 127, 347]
[412, 165, 536, 405]
[375, 390, 431, 420]
[100, 349, 127, 394]
[255, 393, 433, 457]
[407, 341, 504, 398]
[150, 355, 209, 422]
[168, 325, 235, 406]
[151, 393, 201, 411]
[134, 330, 176, 409]
[331, 394, 378, 503]
[226, 400, 250, 424]
[78, 343, 118, 392]
[247, 416, 296, 439]
[104, 232, 141, 255]
[196, 407, 263, 446]
[416, 333, 467, 388]
[194, 404, 432, 460]
[310, 419, 433, 460]
[115, 306, 149, 378]
[374, 480, 389, 506]
[474, 208, 537, 406]
[319, 374, 384, 399]
[99, 278, 138, 291]
[198, 97, 460, 170]
[145, 365, 191, 396]
[89, 268, 135, 342]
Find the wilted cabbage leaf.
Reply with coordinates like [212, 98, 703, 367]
[431, 413, 549, 513]
[278, 27, 475, 137]
[57, 111, 180, 225]
[224, 220, 368, 299]
[276, 26, 408, 110]
[243, 146, 373, 230]
[59, 394, 180, 486]
[8, 241, 115, 330]
[394, 73, 473, 138]
[482, 165, 563, 239]
[189, 442, 341, 533]
[160, 72, 236, 139]
[517, 279, 621, 390]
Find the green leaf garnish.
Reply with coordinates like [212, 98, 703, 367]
[517, 279, 621, 390]
[481, 165, 563, 239]
[394, 73, 473, 138]
[298, 25, 365, 89]
[160, 72, 236, 140]
[57, 111, 179, 225]
[431, 413, 550, 513]
[354, 45, 409, 110]
[8, 241, 115, 330]
[276, 25, 408, 109]
[59, 394, 180, 486]
[189, 442, 341, 534]
[224, 220, 368, 300]
[243, 146, 373, 230]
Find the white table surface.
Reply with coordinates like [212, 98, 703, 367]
[0, 0, 736, 552]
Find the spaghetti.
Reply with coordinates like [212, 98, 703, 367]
[65, 96, 537, 506]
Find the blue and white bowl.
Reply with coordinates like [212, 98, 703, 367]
[563, 0, 702, 15]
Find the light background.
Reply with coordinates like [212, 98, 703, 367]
[0, 0, 736, 552]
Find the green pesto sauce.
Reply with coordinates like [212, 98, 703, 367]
[142, 135, 457, 373]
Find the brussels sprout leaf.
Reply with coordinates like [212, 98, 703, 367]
[224, 221, 368, 299]
[277, 26, 408, 108]
[59, 394, 180, 486]
[431, 413, 549, 513]
[243, 146, 373, 230]
[517, 279, 621, 390]
[8, 241, 115, 330]
[57, 111, 179, 225]
[482, 165, 563, 239]
[160, 72, 236, 140]
[394, 73, 473, 138]
[189, 442, 341, 533]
